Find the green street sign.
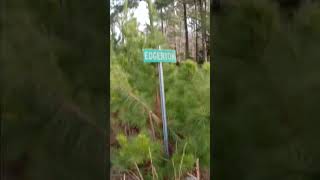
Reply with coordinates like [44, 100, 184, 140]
[143, 47, 173, 156]
[143, 49, 176, 63]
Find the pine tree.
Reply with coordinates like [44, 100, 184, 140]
[111, 0, 210, 178]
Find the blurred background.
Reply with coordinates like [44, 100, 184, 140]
[213, 0, 320, 179]
[1, 0, 107, 179]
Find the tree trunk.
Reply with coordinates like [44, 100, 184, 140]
[194, 0, 198, 62]
[183, 0, 189, 59]
[204, 0, 208, 61]
[147, 0, 154, 33]
[199, 0, 207, 62]
[161, 8, 164, 34]
[174, 21, 177, 52]
[179, 19, 183, 62]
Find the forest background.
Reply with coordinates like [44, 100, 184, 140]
[110, 0, 210, 179]
[2, 0, 320, 180]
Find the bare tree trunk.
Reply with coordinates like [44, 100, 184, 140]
[179, 19, 183, 62]
[161, 8, 164, 34]
[194, 0, 199, 62]
[199, 0, 207, 62]
[183, 0, 189, 59]
[174, 26, 177, 52]
[204, 0, 208, 61]
[147, 0, 154, 33]
[165, 18, 168, 36]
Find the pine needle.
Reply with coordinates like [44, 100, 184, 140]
[134, 162, 144, 180]
[172, 159, 177, 180]
[149, 111, 156, 140]
[128, 170, 140, 180]
[149, 147, 159, 180]
[179, 142, 188, 179]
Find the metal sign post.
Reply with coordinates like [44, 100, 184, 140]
[143, 46, 176, 157]
[158, 61, 169, 156]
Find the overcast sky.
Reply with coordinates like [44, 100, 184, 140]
[133, 1, 149, 32]
[112, 0, 150, 36]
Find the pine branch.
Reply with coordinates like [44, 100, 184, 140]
[124, 90, 161, 124]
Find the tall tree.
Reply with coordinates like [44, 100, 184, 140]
[182, 0, 190, 59]
[155, 0, 173, 34]
[194, 0, 199, 62]
[199, 0, 207, 62]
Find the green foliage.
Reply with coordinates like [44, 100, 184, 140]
[111, 1, 210, 177]
[112, 132, 162, 170]
[171, 143, 196, 177]
[110, 61, 149, 127]
[155, 0, 173, 9]
[110, 0, 168, 129]
[164, 60, 210, 167]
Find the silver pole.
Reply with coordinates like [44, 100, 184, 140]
[158, 46, 169, 157]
